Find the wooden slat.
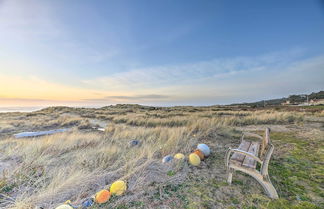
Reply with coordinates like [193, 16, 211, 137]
[242, 142, 260, 169]
[260, 128, 271, 157]
[231, 140, 251, 163]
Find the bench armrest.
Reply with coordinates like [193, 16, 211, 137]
[225, 148, 262, 169]
[231, 149, 262, 163]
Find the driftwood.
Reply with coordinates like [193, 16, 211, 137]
[225, 128, 278, 199]
[13, 128, 68, 138]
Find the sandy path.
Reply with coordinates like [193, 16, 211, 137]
[88, 118, 109, 129]
[236, 124, 293, 132]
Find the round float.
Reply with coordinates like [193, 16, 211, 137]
[129, 140, 140, 147]
[82, 198, 94, 207]
[189, 153, 201, 166]
[193, 149, 205, 160]
[162, 155, 173, 163]
[174, 153, 185, 160]
[110, 180, 127, 196]
[95, 189, 111, 204]
[55, 205, 74, 209]
[197, 144, 210, 157]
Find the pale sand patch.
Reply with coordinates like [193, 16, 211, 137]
[236, 124, 294, 132]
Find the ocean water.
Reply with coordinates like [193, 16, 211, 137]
[0, 105, 104, 113]
[0, 106, 45, 113]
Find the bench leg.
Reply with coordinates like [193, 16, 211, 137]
[229, 166, 279, 199]
[257, 177, 279, 199]
[250, 172, 279, 199]
[227, 168, 234, 185]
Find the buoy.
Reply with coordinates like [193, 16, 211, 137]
[194, 149, 205, 160]
[82, 198, 94, 207]
[55, 205, 74, 209]
[110, 180, 127, 196]
[95, 189, 111, 204]
[63, 200, 77, 208]
[162, 155, 173, 163]
[174, 153, 185, 160]
[64, 200, 72, 205]
[197, 144, 210, 157]
[189, 153, 201, 166]
[129, 140, 140, 147]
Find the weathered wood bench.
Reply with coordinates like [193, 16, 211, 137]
[225, 128, 278, 199]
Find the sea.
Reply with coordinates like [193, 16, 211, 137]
[0, 105, 105, 113]
[0, 106, 45, 113]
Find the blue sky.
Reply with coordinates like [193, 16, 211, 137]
[0, 0, 324, 106]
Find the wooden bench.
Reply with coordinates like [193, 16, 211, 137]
[225, 128, 278, 199]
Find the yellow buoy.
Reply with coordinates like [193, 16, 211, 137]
[189, 153, 201, 166]
[95, 189, 111, 204]
[174, 153, 185, 160]
[55, 205, 74, 209]
[64, 200, 72, 204]
[194, 149, 205, 160]
[110, 180, 127, 196]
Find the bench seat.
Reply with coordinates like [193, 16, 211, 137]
[230, 140, 260, 169]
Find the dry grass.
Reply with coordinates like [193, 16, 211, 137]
[0, 125, 197, 208]
[0, 105, 322, 208]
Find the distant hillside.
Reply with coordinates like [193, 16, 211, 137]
[232, 91, 324, 107]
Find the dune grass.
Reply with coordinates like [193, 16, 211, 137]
[0, 105, 322, 208]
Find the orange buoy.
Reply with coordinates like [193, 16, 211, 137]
[194, 149, 205, 160]
[95, 189, 111, 204]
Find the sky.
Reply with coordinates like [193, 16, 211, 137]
[0, 0, 324, 107]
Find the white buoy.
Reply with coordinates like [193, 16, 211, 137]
[197, 144, 210, 157]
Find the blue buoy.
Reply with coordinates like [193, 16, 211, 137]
[82, 198, 94, 207]
[129, 140, 140, 147]
[162, 155, 173, 163]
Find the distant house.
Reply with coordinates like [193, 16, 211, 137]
[281, 100, 290, 106]
[310, 99, 324, 105]
[298, 103, 310, 106]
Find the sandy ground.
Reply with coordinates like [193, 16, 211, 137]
[88, 118, 109, 129]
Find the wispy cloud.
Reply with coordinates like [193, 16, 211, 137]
[82, 49, 306, 91]
[106, 94, 169, 100]
[1, 47, 323, 106]
[83, 94, 170, 103]
[82, 51, 324, 105]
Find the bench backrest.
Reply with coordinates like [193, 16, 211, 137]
[260, 127, 271, 158]
[260, 128, 275, 176]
